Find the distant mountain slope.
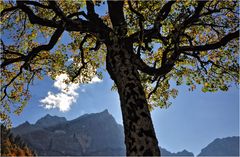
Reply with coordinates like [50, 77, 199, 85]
[35, 114, 67, 128]
[160, 148, 194, 156]
[13, 110, 238, 156]
[12, 110, 125, 156]
[198, 136, 239, 156]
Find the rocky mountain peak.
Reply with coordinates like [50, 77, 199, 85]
[198, 136, 239, 156]
[22, 121, 30, 125]
[45, 114, 51, 117]
[13, 110, 125, 156]
[96, 109, 113, 119]
[100, 109, 109, 114]
[73, 109, 114, 124]
[16, 121, 31, 129]
[160, 147, 194, 156]
[35, 114, 67, 128]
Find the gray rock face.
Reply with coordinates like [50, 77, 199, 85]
[12, 110, 125, 156]
[35, 114, 67, 128]
[198, 136, 239, 156]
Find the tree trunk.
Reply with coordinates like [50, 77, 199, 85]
[106, 40, 160, 156]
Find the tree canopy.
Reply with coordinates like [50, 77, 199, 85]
[0, 0, 239, 128]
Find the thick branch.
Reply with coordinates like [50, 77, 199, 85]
[67, 11, 87, 19]
[133, 53, 174, 77]
[23, 1, 51, 9]
[107, 0, 127, 35]
[127, 1, 174, 44]
[16, 0, 102, 34]
[1, 28, 64, 68]
[182, 51, 238, 78]
[1, 27, 64, 101]
[86, 0, 96, 19]
[179, 30, 239, 52]
[182, 1, 207, 28]
[1, 57, 23, 69]
[154, 1, 175, 28]
[127, 29, 168, 45]
[126, 1, 174, 44]
[70, 34, 100, 82]
[147, 76, 162, 99]
[0, 6, 18, 17]
[16, 0, 60, 28]
[48, 0, 68, 21]
[132, 1, 204, 45]
[70, 35, 89, 82]
[128, 1, 145, 56]
[128, 1, 144, 21]
[89, 40, 101, 51]
[1, 40, 25, 59]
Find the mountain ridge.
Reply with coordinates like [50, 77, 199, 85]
[12, 109, 126, 156]
[12, 110, 239, 156]
[198, 136, 239, 156]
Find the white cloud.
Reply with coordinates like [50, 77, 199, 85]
[40, 74, 102, 112]
[53, 74, 79, 96]
[89, 76, 103, 84]
[40, 74, 79, 112]
[40, 92, 76, 112]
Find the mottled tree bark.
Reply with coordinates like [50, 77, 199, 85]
[106, 40, 160, 156]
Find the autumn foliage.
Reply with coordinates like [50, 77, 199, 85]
[1, 124, 36, 156]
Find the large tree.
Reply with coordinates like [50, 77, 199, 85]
[0, 0, 239, 156]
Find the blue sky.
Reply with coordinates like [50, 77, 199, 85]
[10, 71, 239, 155]
[3, 2, 239, 156]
